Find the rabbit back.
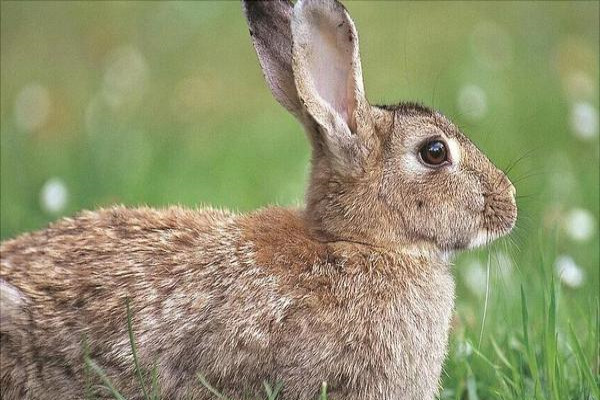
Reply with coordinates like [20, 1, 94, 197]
[1, 206, 270, 398]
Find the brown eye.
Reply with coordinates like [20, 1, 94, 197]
[419, 140, 448, 166]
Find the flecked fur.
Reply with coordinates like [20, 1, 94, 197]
[0, 1, 516, 399]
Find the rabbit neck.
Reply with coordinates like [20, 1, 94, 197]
[241, 206, 452, 275]
[304, 155, 450, 256]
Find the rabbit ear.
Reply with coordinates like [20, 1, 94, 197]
[291, 0, 370, 172]
[242, 0, 304, 119]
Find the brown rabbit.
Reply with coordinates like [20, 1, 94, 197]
[0, 0, 517, 399]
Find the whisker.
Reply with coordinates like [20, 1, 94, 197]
[510, 171, 547, 186]
[488, 146, 538, 190]
[502, 147, 539, 177]
[515, 193, 540, 200]
[507, 233, 523, 254]
[489, 166, 546, 198]
[515, 218, 536, 233]
[478, 250, 492, 349]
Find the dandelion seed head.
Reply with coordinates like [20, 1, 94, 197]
[102, 45, 149, 108]
[563, 208, 597, 242]
[457, 84, 487, 121]
[570, 102, 598, 140]
[40, 178, 68, 214]
[554, 255, 585, 288]
[455, 339, 473, 359]
[461, 259, 487, 297]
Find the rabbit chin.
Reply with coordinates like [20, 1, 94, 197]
[467, 229, 504, 249]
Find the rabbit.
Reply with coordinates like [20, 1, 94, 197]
[0, 0, 517, 399]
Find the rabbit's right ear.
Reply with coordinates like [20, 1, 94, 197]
[291, 0, 373, 174]
[242, 0, 304, 120]
[243, 0, 376, 174]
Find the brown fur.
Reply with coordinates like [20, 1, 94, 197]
[0, 1, 516, 399]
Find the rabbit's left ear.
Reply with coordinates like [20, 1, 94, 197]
[292, 0, 371, 172]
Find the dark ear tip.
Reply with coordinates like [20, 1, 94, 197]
[241, 0, 257, 17]
[241, 0, 253, 15]
[243, 0, 294, 29]
[242, 0, 294, 14]
[242, 1, 267, 26]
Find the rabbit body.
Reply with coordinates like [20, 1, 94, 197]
[1, 0, 518, 398]
[1, 206, 454, 399]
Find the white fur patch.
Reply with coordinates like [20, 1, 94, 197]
[446, 137, 461, 167]
[468, 229, 500, 249]
[400, 152, 429, 175]
[0, 277, 25, 307]
[0, 277, 28, 331]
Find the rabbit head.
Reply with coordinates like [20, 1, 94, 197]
[244, 0, 517, 253]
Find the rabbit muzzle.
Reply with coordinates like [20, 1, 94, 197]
[469, 176, 517, 249]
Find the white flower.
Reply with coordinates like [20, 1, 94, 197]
[563, 208, 597, 242]
[40, 178, 68, 214]
[570, 102, 599, 140]
[457, 84, 487, 121]
[14, 83, 51, 133]
[461, 259, 487, 297]
[103, 45, 149, 108]
[455, 339, 473, 359]
[554, 255, 585, 288]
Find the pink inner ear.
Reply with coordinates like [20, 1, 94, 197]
[307, 14, 355, 130]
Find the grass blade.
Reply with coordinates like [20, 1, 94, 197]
[151, 365, 160, 400]
[478, 252, 492, 349]
[126, 298, 150, 400]
[594, 297, 600, 375]
[197, 373, 231, 400]
[521, 286, 543, 400]
[84, 357, 128, 400]
[545, 279, 559, 400]
[263, 381, 283, 400]
[320, 381, 328, 400]
[568, 323, 600, 399]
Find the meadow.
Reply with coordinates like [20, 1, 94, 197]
[1, 1, 598, 399]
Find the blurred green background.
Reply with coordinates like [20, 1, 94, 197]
[1, 1, 599, 398]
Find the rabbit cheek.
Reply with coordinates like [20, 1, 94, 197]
[424, 177, 481, 250]
[407, 196, 476, 251]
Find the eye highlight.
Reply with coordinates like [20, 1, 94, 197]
[419, 140, 448, 166]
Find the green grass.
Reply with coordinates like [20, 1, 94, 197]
[2, 1, 599, 399]
[440, 275, 598, 400]
[440, 240, 599, 400]
[82, 266, 599, 399]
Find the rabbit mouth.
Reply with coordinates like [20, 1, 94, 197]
[468, 211, 517, 249]
[468, 228, 503, 249]
[470, 184, 517, 249]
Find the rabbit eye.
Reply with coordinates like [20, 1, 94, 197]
[419, 140, 448, 166]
